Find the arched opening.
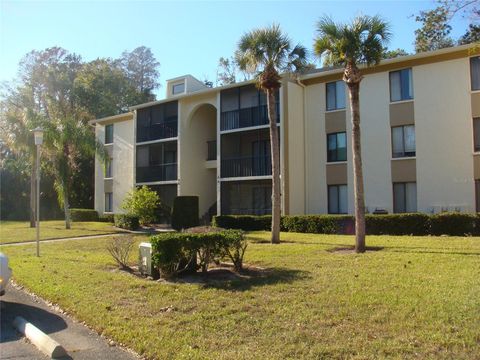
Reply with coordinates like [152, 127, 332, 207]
[180, 103, 217, 221]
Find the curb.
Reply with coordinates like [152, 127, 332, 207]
[13, 316, 68, 358]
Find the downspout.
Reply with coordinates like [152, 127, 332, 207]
[296, 79, 307, 215]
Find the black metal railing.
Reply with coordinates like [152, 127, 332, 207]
[221, 155, 271, 178]
[207, 140, 217, 160]
[137, 119, 178, 142]
[220, 104, 279, 131]
[136, 163, 177, 183]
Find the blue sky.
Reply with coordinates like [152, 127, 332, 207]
[0, 0, 471, 99]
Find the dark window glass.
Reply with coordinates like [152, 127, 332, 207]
[474, 118, 480, 152]
[391, 125, 416, 158]
[326, 81, 345, 111]
[390, 68, 413, 102]
[476, 180, 480, 212]
[328, 184, 348, 214]
[471, 57, 480, 91]
[327, 132, 347, 162]
[105, 158, 112, 178]
[135, 141, 177, 183]
[105, 124, 113, 144]
[104, 193, 113, 212]
[393, 182, 417, 213]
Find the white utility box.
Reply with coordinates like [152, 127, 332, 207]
[139, 242, 153, 276]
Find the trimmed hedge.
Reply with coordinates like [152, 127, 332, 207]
[212, 212, 480, 236]
[98, 213, 115, 223]
[150, 229, 246, 278]
[70, 208, 99, 222]
[114, 214, 140, 230]
[171, 196, 199, 231]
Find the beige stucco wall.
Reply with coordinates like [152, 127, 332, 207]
[414, 58, 474, 212]
[286, 82, 305, 214]
[358, 71, 393, 213]
[304, 83, 328, 213]
[178, 93, 218, 216]
[94, 119, 134, 214]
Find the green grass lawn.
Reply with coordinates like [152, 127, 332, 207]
[0, 220, 119, 244]
[2, 232, 480, 359]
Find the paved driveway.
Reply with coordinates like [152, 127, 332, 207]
[0, 284, 139, 360]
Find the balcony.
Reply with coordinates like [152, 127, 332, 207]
[220, 104, 279, 131]
[136, 163, 177, 183]
[136, 119, 178, 143]
[206, 140, 217, 160]
[221, 179, 272, 215]
[221, 155, 271, 178]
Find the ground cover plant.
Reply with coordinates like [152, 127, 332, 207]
[2, 232, 480, 359]
[0, 220, 118, 244]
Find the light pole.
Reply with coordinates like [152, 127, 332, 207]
[33, 127, 43, 257]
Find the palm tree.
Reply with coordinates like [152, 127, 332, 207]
[314, 15, 391, 253]
[235, 24, 308, 244]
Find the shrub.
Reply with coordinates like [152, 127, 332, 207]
[122, 186, 160, 225]
[70, 208, 99, 222]
[106, 235, 135, 269]
[114, 214, 140, 230]
[212, 215, 271, 231]
[150, 229, 246, 278]
[430, 212, 476, 236]
[98, 213, 115, 223]
[171, 196, 199, 231]
[365, 213, 430, 235]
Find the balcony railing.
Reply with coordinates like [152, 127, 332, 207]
[223, 207, 271, 216]
[221, 155, 271, 178]
[137, 119, 178, 142]
[136, 163, 177, 183]
[220, 104, 279, 131]
[207, 140, 217, 161]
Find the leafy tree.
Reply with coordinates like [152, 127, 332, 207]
[314, 15, 391, 253]
[383, 48, 410, 59]
[235, 24, 308, 244]
[122, 186, 160, 225]
[459, 24, 480, 44]
[216, 57, 237, 86]
[415, 7, 454, 52]
[120, 46, 160, 101]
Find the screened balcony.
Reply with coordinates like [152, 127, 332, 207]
[136, 101, 178, 142]
[221, 180, 272, 215]
[221, 128, 275, 178]
[220, 85, 279, 131]
[136, 141, 177, 183]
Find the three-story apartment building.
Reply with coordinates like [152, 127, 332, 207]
[91, 44, 480, 218]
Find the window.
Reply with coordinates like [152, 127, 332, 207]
[393, 182, 417, 213]
[326, 81, 346, 111]
[390, 68, 413, 102]
[105, 124, 113, 144]
[136, 101, 178, 142]
[105, 158, 112, 178]
[105, 193, 113, 212]
[328, 184, 348, 214]
[474, 118, 480, 152]
[327, 132, 347, 162]
[172, 83, 185, 95]
[470, 57, 480, 91]
[476, 180, 480, 212]
[391, 125, 416, 158]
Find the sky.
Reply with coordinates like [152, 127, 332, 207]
[0, 0, 471, 99]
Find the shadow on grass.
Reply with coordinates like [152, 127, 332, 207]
[174, 266, 311, 292]
[327, 245, 384, 253]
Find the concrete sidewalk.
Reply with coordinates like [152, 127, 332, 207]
[0, 285, 139, 360]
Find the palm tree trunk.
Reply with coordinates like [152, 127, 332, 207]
[29, 159, 36, 228]
[347, 81, 366, 253]
[62, 180, 71, 229]
[267, 88, 281, 244]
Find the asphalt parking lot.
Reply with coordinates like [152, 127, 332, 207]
[0, 284, 138, 360]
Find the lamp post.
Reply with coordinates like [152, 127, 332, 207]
[32, 127, 43, 257]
